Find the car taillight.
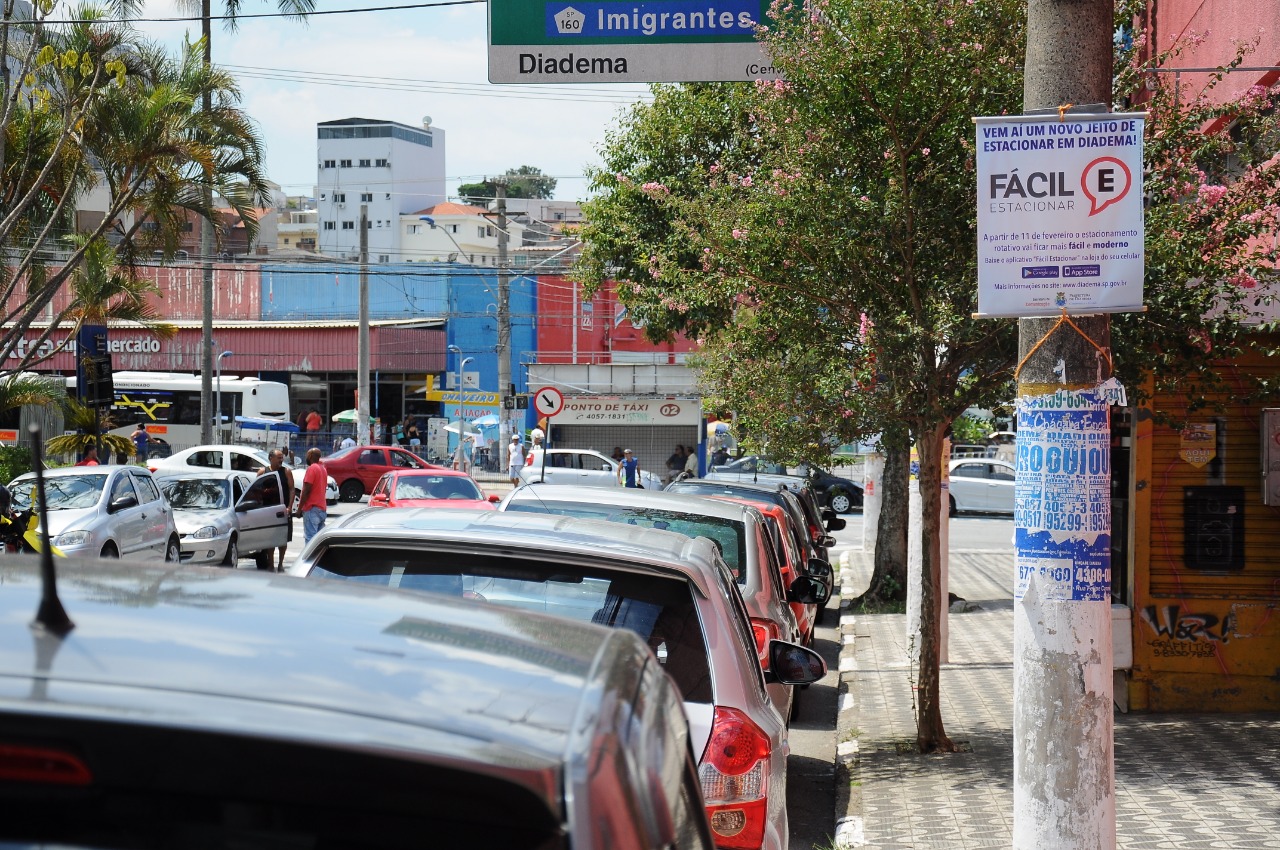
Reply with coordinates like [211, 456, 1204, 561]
[0, 743, 92, 785]
[699, 706, 770, 850]
[749, 618, 779, 670]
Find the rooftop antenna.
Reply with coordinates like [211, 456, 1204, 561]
[28, 423, 73, 637]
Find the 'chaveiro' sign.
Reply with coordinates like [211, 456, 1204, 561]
[975, 112, 1146, 317]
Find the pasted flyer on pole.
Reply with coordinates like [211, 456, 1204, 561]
[1014, 379, 1126, 602]
[974, 113, 1146, 318]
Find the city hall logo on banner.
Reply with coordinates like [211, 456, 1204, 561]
[974, 113, 1147, 318]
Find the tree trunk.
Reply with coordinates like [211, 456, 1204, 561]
[914, 420, 955, 753]
[852, 436, 910, 605]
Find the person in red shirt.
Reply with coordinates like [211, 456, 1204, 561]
[74, 446, 99, 466]
[295, 447, 329, 544]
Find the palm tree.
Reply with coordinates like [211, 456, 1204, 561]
[45, 395, 132, 462]
[3, 26, 272, 373]
[175, 0, 314, 443]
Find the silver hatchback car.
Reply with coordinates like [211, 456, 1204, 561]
[8, 465, 179, 561]
[501, 484, 825, 721]
[291, 507, 827, 850]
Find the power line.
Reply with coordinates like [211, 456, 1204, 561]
[34, 0, 484, 26]
[223, 64, 651, 104]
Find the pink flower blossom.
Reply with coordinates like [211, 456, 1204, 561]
[921, 147, 931, 156]
[641, 181, 670, 197]
[742, 176, 753, 187]
[1197, 184, 1228, 205]
[732, 229, 747, 240]
[1230, 272, 1259, 289]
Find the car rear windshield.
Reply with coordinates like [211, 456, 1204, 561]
[310, 547, 713, 703]
[504, 501, 750, 585]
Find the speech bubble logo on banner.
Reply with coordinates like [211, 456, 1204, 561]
[1081, 156, 1132, 216]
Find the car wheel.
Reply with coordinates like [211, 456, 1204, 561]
[339, 480, 364, 502]
[221, 534, 238, 567]
[164, 535, 181, 563]
[830, 489, 854, 514]
[949, 494, 958, 517]
[254, 549, 274, 571]
[100, 542, 119, 559]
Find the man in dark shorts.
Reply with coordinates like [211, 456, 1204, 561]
[256, 449, 295, 571]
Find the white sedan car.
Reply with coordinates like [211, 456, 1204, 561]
[948, 458, 1015, 515]
[150, 444, 339, 505]
[159, 471, 291, 569]
[518, 448, 664, 490]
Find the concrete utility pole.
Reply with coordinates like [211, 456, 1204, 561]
[198, 0, 214, 446]
[496, 182, 512, 447]
[1014, 1, 1116, 848]
[357, 205, 370, 445]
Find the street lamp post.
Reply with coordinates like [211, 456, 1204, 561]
[215, 350, 234, 441]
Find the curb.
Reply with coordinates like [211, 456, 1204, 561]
[833, 550, 866, 848]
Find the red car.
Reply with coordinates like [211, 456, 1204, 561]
[368, 468, 499, 510]
[323, 445, 439, 502]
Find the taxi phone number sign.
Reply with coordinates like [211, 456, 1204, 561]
[975, 112, 1146, 317]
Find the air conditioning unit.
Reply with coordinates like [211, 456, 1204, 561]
[336, 202, 345, 208]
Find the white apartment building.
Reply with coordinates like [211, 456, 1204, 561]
[401, 202, 526, 266]
[314, 117, 447, 262]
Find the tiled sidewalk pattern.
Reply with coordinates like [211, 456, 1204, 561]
[837, 549, 1280, 849]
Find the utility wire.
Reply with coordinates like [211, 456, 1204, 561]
[32, 0, 484, 26]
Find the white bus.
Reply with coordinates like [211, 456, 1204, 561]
[66, 371, 291, 452]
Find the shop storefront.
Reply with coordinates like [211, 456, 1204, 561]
[548, 395, 703, 481]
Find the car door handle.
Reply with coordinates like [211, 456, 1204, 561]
[275, 511, 286, 518]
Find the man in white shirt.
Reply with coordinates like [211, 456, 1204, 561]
[339, 435, 356, 450]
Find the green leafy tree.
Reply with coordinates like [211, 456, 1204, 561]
[458, 165, 558, 205]
[580, 0, 1280, 753]
[0, 14, 271, 372]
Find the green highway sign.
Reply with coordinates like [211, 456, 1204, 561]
[488, 0, 779, 83]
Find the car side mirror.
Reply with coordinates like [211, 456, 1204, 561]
[487, 494, 501, 503]
[821, 507, 837, 522]
[765, 640, 827, 685]
[235, 498, 263, 513]
[807, 558, 833, 580]
[826, 517, 846, 532]
[369, 493, 389, 506]
[822, 534, 838, 547]
[601, 462, 612, 471]
[786, 574, 830, 606]
[108, 494, 138, 513]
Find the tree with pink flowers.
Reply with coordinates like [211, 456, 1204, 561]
[577, 0, 1280, 752]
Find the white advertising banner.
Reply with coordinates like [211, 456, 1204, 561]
[975, 112, 1146, 317]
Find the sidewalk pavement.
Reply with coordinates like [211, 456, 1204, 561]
[832, 549, 1280, 849]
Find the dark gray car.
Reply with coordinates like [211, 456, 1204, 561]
[0, 559, 714, 850]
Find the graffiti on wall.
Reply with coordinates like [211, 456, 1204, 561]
[1141, 604, 1239, 655]
[1140, 604, 1234, 658]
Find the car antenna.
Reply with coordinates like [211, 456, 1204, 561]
[28, 423, 74, 637]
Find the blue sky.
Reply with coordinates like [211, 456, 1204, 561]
[135, 0, 652, 202]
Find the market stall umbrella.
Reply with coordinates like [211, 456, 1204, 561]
[472, 414, 500, 427]
[442, 421, 481, 436]
[332, 409, 358, 423]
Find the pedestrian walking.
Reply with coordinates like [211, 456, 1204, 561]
[507, 434, 525, 485]
[75, 446, 99, 466]
[129, 422, 149, 463]
[617, 448, 642, 488]
[296, 448, 329, 544]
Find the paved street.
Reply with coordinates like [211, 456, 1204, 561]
[828, 520, 1280, 850]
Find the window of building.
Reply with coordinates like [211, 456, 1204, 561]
[486, 226, 495, 237]
[334, 193, 346, 203]
[323, 221, 335, 230]
[361, 193, 372, 202]
[340, 159, 352, 168]
[449, 224, 458, 234]
[477, 226, 485, 238]
[376, 158, 389, 167]
[407, 224, 421, 234]
[359, 159, 371, 167]
[283, 237, 290, 245]
[342, 221, 354, 230]
[378, 254, 389, 262]
[322, 159, 335, 168]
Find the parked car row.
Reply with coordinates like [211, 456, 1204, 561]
[4, 451, 848, 848]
